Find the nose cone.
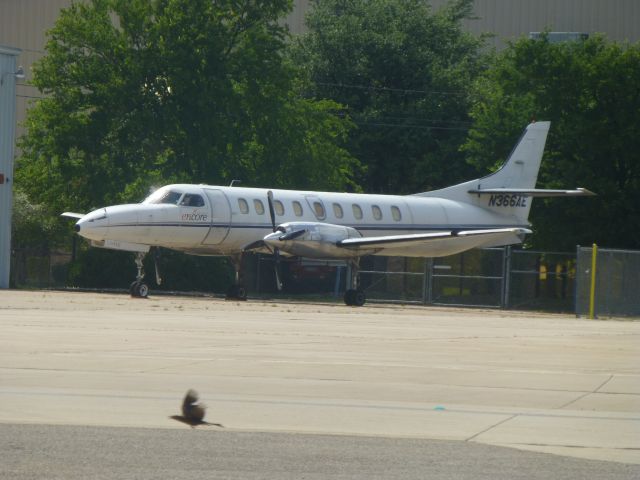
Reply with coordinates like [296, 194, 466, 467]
[263, 231, 281, 249]
[75, 208, 108, 240]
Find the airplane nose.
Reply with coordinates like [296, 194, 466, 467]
[74, 208, 108, 240]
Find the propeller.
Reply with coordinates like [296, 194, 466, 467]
[267, 191, 283, 291]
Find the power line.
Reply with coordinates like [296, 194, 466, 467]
[17, 94, 43, 100]
[353, 121, 469, 131]
[316, 81, 468, 96]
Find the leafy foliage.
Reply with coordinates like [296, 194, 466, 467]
[16, 0, 359, 219]
[289, 0, 484, 193]
[464, 35, 640, 249]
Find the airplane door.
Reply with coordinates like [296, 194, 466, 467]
[202, 189, 231, 245]
[304, 195, 326, 220]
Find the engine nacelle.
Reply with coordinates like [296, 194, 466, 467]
[263, 222, 362, 258]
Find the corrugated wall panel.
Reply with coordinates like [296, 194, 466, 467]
[464, 0, 640, 47]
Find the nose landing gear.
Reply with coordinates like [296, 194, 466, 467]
[225, 254, 247, 301]
[130, 252, 149, 298]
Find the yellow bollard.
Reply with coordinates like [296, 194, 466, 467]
[589, 244, 598, 319]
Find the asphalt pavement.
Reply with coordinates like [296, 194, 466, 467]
[2, 424, 638, 480]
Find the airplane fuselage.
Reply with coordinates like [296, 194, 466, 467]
[76, 184, 530, 259]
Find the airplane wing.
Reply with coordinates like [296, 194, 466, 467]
[61, 212, 85, 219]
[337, 228, 531, 257]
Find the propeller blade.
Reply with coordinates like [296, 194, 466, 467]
[267, 190, 277, 232]
[279, 229, 306, 241]
[267, 191, 282, 291]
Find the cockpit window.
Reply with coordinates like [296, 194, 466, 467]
[180, 194, 205, 207]
[145, 189, 183, 205]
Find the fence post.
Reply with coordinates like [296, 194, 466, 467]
[589, 243, 598, 319]
[502, 246, 511, 308]
[422, 258, 433, 304]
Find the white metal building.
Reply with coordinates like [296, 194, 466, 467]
[0, 45, 21, 288]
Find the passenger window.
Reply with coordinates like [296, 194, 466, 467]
[181, 194, 205, 207]
[372, 205, 382, 220]
[333, 203, 344, 219]
[313, 201, 325, 219]
[274, 200, 285, 216]
[391, 206, 402, 221]
[292, 201, 303, 217]
[253, 199, 265, 215]
[238, 198, 249, 214]
[352, 204, 363, 220]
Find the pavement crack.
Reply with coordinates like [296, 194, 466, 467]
[557, 374, 615, 410]
[465, 414, 517, 442]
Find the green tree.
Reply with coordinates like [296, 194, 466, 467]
[290, 0, 484, 194]
[17, 0, 359, 220]
[464, 35, 640, 250]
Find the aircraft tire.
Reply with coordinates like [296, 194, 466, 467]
[353, 289, 366, 307]
[226, 284, 247, 301]
[137, 283, 149, 298]
[344, 289, 353, 305]
[344, 289, 366, 306]
[130, 281, 149, 298]
[235, 285, 248, 300]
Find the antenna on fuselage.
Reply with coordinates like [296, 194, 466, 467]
[229, 179, 241, 187]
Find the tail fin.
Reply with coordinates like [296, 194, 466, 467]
[414, 121, 551, 223]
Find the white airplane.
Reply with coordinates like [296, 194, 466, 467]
[62, 121, 593, 305]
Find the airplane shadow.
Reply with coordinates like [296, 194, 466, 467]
[169, 415, 225, 429]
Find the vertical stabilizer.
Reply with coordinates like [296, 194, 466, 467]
[414, 122, 551, 223]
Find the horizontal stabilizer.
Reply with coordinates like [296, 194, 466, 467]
[468, 187, 596, 197]
[61, 212, 85, 219]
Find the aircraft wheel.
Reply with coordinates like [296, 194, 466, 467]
[130, 281, 149, 298]
[353, 289, 366, 307]
[344, 289, 366, 306]
[235, 285, 247, 300]
[344, 289, 354, 305]
[226, 284, 247, 301]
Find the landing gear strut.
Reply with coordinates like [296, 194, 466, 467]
[226, 254, 247, 301]
[344, 259, 366, 306]
[130, 252, 149, 298]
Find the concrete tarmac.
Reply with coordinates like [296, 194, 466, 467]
[1, 291, 639, 475]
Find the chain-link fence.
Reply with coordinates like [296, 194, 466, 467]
[10, 245, 639, 315]
[576, 246, 640, 317]
[358, 248, 577, 312]
[10, 248, 72, 289]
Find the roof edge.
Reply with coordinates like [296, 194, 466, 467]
[0, 45, 22, 56]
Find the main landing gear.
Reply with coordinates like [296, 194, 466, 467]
[344, 259, 366, 307]
[226, 254, 247, 301]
